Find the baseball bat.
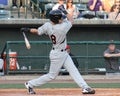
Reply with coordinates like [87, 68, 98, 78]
[22, 32, 31, 49]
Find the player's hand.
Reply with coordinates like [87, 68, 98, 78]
[58, 5, 68, 15]
[20, 28, 30, 33]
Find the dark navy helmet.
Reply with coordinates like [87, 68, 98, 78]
[49, 9, 63, 24]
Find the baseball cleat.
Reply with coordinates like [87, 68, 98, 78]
[25, 82, 36, 94]
[82, 88, 95, 94]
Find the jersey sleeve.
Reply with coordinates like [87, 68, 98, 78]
[61, 20, 72, 34]
[38, 23, 48, 35]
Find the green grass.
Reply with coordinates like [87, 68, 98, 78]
[0, 83, 120, 89]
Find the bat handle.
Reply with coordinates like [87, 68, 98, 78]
[22, 32, 26, 38]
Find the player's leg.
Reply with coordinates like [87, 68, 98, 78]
[25, 51, 66, 94]
[63, 55, 95, 94]
[25, 59, 63, 94]
[63, 55, 89, 88]
[27, 61, 63, 87]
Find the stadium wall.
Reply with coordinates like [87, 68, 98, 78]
[0, 19, 120, 74]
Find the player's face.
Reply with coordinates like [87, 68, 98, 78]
[108, 44, 116, 52]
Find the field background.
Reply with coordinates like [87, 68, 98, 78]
[0, 75, 120, 96]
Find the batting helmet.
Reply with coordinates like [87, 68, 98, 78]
[49, 10, 63, 24]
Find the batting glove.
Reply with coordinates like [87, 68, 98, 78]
[20, 28, 30, 33]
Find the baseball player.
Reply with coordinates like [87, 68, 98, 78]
[21, 9, 95, 94]
[104, 40, 120, 72]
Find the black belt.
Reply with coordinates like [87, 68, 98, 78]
[52, 48, 66, 52]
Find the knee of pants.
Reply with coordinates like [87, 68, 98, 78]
[48, 73, 57, 80]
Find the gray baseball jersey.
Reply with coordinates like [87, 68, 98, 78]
[38, 20, 72, 50]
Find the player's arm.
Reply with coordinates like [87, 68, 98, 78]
[58, 5, 73, 24]
[20, 28, 39, 34]
[21, 23, 47, 35]
[104, 53, 120, 57]
[110, 53, 120, 57]
[66, 13, 74, 24]
[30, 28, 38, 34]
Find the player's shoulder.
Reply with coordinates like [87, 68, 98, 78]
[40, 22, 52, 30]
[44, 22, 52, 26]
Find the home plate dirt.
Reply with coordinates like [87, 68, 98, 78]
[0, 88, 120, 96]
